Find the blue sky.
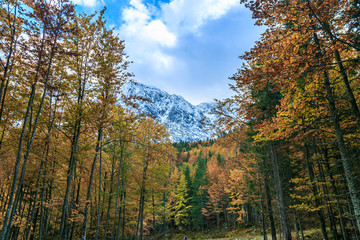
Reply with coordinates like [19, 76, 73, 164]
[71, 0, 263, 105]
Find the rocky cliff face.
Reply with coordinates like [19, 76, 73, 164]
[121, 82, 219, 142]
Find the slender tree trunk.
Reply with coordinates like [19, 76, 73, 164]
[270, 143, 291, 240]
[29, 207, 40, 240]
[136, 163, 148, 240]
[162, 184, 167, 240]
[112, 143, 123, 240]
[307, 6, 360, 129]
[322, 64, 360, 233]
[152, 193, 157, 239]
[59, 67, 88, 240]
[0, 120, 8, 151]
[216, 212, 220, 230]
[34, 77, 59, 240]
[0, 84, 36, 240]
[315, 148, 340, 240]
[27, 95, 58, 240]
[113, 191, 123, 240]
[347, 194, 360, 240]
[0, 45, 16, 132]
[69, 176, 81, 240]
[82, 128, 103, 240]
[293, 214, 299, 240]
[37, 162, 48, 240]
[333, 49, 360, 130]
[323, 146, 350, 240]
[58, 120, 82, 240]
[260, 182, 267, 240]
[313, 31, 360, 234]
[224, 202, 229, 231]
[121, 191, 127, 240]
[277, 208, 282, 240]
[95, 139, 103, 240]
[7, 35, 58, 239]
[113, 193, 123, 240]
[104, 148, 117, 240]
[298, 212, 305, 240]
[24, 169, 42, 240]
[0, 15, 50, 239]
[304, 143, 329, 240]
[264, 158, 277, 240]
[0, 2, 18, 123]
[41, 159, 55, 240]
[59, 27, 92, 237]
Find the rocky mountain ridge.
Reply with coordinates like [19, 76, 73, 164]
[121, 82, 219, 142]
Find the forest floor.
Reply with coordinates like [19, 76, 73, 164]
[168, 226, 324, 240]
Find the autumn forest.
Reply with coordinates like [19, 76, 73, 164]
[0, 0, 360, 239]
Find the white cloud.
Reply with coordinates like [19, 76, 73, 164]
[162, 0, 240, 33]
[119, 0, 241, 81]
[71, 0, 99, 7]
[129, 0, 148, 13]
[119, 0, 177, 72]
[152, 51, 175, 71]
[145, 20, 176, 47]
[122, 7, 150, 35]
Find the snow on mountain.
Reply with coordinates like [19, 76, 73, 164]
[121, 82, 219, 142]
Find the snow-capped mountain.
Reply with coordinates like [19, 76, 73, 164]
[121, 82, 219, 142]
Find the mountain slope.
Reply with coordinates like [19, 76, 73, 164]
[121, 82, 218, 142]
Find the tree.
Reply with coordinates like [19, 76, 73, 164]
[174, 172, 191, 231]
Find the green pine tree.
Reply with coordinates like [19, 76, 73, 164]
[191, 154, 208, 231]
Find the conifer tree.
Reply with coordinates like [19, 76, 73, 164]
[174, 173, 191, 230]
[190, 154, 208, 231]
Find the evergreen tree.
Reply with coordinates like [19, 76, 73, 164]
[174, 173, 192, 230]
[190, 154, 208, 231]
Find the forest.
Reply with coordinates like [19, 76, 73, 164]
[0, 0, 360, 239]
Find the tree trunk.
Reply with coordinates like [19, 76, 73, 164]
[0, 2, 18, 123]
[162, 191, 167, 240]
[270, 143, 291, 240]
[323, 146, 350, 240]
[0, 84, 36, 240]
[121, 191, 127, 240]
[293, 214, 299, 240]
[95, 139, 103, 240]
[82, 128, 103, 240]
[264, 158, 277, 240]
[334, 49, 360, 130]
[298, 212, 305, 240]
[314, 148, 340, 240]
[136, 163, 148, 240]
[313, 31, 360, 234]
[58, 119, 82, 240]
[152, 193, 157, 239]
[104, 147, 117, 240]
[6, 29, 59, 240]
[322, 66, 360, 233]
[304, 143, 329, 240]
[260, 182, 267, 240]
[112, 143, 124, 240]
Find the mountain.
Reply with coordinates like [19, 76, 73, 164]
[121, 82, 219, 142]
